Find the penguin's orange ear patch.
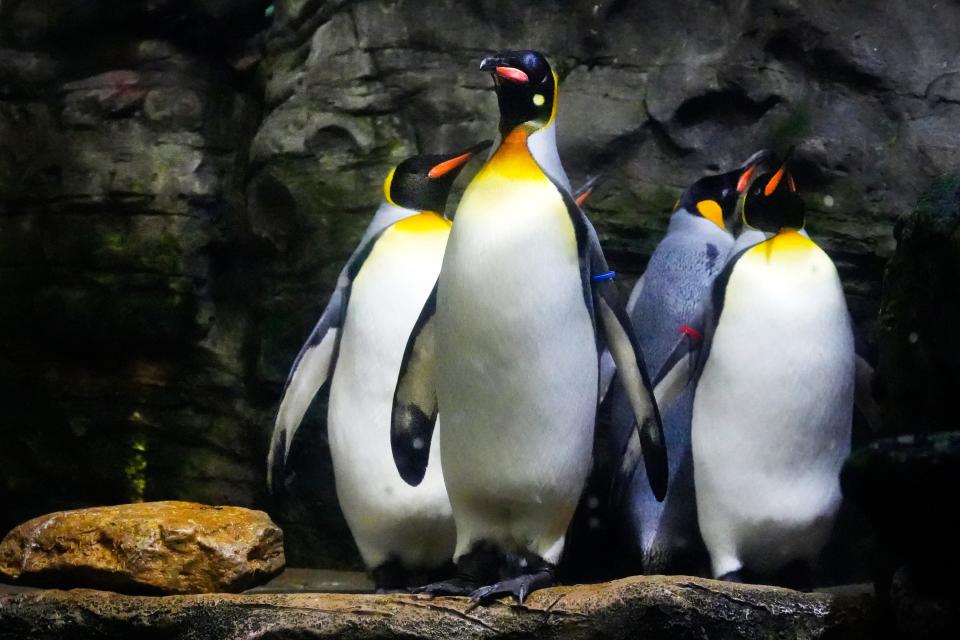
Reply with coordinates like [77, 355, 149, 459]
[737, 165, 756, 193]
[696, 199, 726, 230]
[495, 66, 529, 84]
[764, 166, 786, 196]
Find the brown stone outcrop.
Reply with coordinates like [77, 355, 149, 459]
[0, 501, 284, 594]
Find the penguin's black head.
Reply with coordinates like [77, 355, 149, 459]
[678, 149, 771, 231]
[742, 156, 805, 233]
[385, 140, 492, 212]
[479, 50, 556, 136]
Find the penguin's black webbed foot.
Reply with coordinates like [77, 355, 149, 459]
[468, 568, 554, 606]
[411, 577, 478, 597]
[372, 558, 409, 592]
[772, 560, 816, 591]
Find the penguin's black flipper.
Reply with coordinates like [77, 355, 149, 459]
[597, 270, 644, 406]
[549, 176, 667, 499]
[593, 275, 669, 502]
[653, 324, 705, 408]
[267, 227, 387, 494]
[267, 289, 344, 494]
[391, 282, 440, 487]
[609, 312, 707, 505]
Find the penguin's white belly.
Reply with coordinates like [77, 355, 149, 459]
[693, 241, 854, 576]
[328, 224, 454, 569]
[436, 177, 597, 561]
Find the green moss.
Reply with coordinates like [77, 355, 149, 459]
[915, 172, 960, 227]
[123, 420, 147, 502]
[765, 102, 812, 151]
[125, 430, 148, 503]
[156, 229, 185, 273]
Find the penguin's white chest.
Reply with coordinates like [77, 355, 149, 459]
[435, 162, 598, 538]
[327, 216, 454, 568]
[693, 234, 854, 574]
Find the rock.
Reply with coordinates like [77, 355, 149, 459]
[0, 502, 284, 594]
[889, 565, 960, 640]
[842, 432, 960, 578]
[0, 1, 269, 48]
[877, 173, 960, 437]
[4, 0, 960, 572]
[0, 2, 273, 564]
[842, 432, 960, 637]
[0, 575, 881, 640]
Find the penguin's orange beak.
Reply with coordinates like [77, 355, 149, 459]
[427, 140, 493, 179]
[428, 152, 472, 179]
[735, 149, 772, 193]
[736, 165, 757, 193]
[764, 165, 786, 195]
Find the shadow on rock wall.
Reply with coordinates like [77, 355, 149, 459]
[2, 0, 959, 569]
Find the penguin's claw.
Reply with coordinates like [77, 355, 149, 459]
[411, 577, 477, 597]
[467, 569, 554, 606]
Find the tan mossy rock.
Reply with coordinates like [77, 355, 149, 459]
[0, 576, 881, 640]
[0, 501, 284, 594]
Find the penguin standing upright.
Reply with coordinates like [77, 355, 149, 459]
[607, 152, 767, 576]
[267, 142, 490, 590]
[688, 160, 855, 582]
[390, 50, 667, 604]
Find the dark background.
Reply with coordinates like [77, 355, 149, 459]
[2, 0, 957, 568]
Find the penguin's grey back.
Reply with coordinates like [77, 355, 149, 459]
[632, 213, 733, 372]
[608, 211, 733, 573]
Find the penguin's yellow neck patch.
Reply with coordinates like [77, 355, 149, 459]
[548, 69, 559, 125]
[478, 126, 543, 182]
[749, 229, 817, 263]
[383, 166, 398, 205]
[391, 211, 451, 234]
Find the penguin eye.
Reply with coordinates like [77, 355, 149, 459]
[532, 93, 545, 106]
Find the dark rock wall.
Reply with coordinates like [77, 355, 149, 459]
[2, 0, 958, 568]
[878, 174, 960, 436]
[0, 0, 294, 555]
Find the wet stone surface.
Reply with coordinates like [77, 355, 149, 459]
[0, 574, 881, 640]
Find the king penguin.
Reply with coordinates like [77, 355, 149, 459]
[267, 141, 491, 590]
[389, 50, 668, 604]
[688, 160, 855, 583]
[607, 152, 768, 576]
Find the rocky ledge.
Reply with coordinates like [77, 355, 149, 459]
[0, 502, 284, 595]
[0, 575, 879, 640]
